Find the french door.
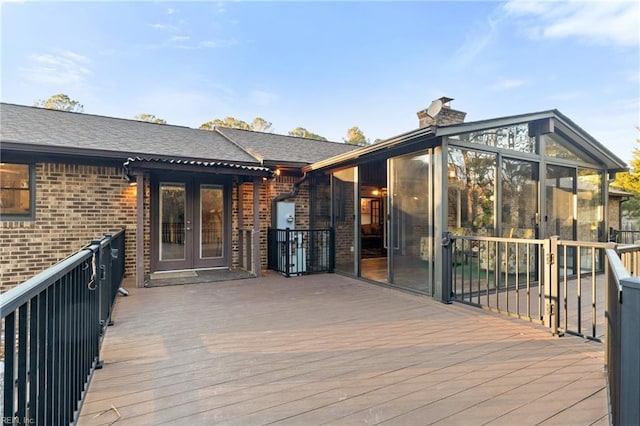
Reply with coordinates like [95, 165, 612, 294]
[153, 176, 228, 271]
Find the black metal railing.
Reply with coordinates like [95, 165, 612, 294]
[609, 228, 640, 245]
[1, 230, 126, 425]
[554, 240, 611, 340]
[267, 228, 334, 277]
[449, 235, 545, 324]
[604, 245, 640, 425]
[448, 234, 615, 341]
[447, 233, 640, 424]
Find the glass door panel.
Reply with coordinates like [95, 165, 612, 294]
[577, 168, 603, 273]
[160, 183, 187, 262]
[200, 185, 224, 258]
[577, 168, 602, 242]
[545, 165, 574, 240]
[546, 165, 575, 274]
[390, 151, 432, 294]
[501, 159, 538, 238]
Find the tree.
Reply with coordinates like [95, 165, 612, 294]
[611, 128, 640, 223]
[199, 117, 251, 131]
[288, 127, 327, 141]
[134, 113, 166, 124]
[33, 94, 84, 112]
[251, 117, 272, 132]
[344, 126, 369, 146]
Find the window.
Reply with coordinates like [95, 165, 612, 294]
[0, 163, 34, 220]
[448, 124, 536, 154]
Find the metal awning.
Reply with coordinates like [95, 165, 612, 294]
[123, 156, 274, 179]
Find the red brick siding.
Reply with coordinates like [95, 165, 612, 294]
[233, 176, 310, 271]
[1, 163, 137, 292]
[2, 166, 312, 290]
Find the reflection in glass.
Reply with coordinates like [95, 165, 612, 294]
[544, 133, 591, 162]
[160, 183, 186, 261]
[546, 165, 575, 274]
[390, 152, 431, 294]
[448, 148, 496, 236]
[333, 168, 357, 275]
[577, 168, 602, 242]
[501, 159, 538, 238]
[447, 124, 535, 153]
[545, 165, 574, 240]
[201, 185, 224, 258]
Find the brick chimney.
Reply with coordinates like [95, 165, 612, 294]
[417, 97, 467, 128]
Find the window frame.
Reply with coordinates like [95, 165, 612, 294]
[0, 162, 35, 221]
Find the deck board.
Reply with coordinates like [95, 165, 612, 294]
[78, 273, 607, 425]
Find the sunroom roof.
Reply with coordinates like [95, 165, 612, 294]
[304, 110, 627, 173]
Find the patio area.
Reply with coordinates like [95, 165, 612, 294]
[78, 273, 608, 425]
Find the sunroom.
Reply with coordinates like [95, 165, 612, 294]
[303, 99, 627, 302]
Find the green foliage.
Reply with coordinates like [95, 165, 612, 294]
[199, 116, 274, 132]
[611, 129, 640, 223]
[344, 126, 369, 146]
[33, 94, 84, 112]
[134, 113, 166, 124]
[200, 117, 251, 130]
[288, 127, 327, 141]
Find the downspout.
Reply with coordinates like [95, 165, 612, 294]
[620, 196, 630, 230]
[271, 172, 309, 228]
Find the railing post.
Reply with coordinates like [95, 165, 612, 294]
[620, 276, 640, 425]
[329, 228, 335, 273]
[285, 228, 291, 277]
[544, 236, 559, 335]
[441, 232, 453, 304]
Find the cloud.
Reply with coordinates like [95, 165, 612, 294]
[170, 35, 190, 42]
[21, 49, 91, 86]
[250, 90, 278, 107]
[173, 39, 239, 50]
[149, 23, 177, 31]
[167, 8, 175, 15]
[504, 0, 640, 47]
[451, 14, 502, 67]
[490, 78, 526, 91]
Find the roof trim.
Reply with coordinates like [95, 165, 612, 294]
[304, 109, 627, 173]
[123, 157, 274, 178]
[302, 126, 435, 173]
[1, 141, 267, 169]
[214, 127, 265, 164]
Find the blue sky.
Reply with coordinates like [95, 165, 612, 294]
[1, 1, 638, 162]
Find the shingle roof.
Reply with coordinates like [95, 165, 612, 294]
[216, 127, 358, 165]
[0, 103, 357, 167]
[0, 103, 258, 164]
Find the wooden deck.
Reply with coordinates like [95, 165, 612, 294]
[78, 273, 608, 425]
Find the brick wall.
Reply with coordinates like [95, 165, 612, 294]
[1, 165, 311, 291]
[1, 163, 137, 292]
[608, 195, 623, 231]
[233, 175, 310, 271]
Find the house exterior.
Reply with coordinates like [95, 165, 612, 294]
[302, 98, 627, 301]
[0, 103, 356, 291]
[1, 99, 627, 301]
